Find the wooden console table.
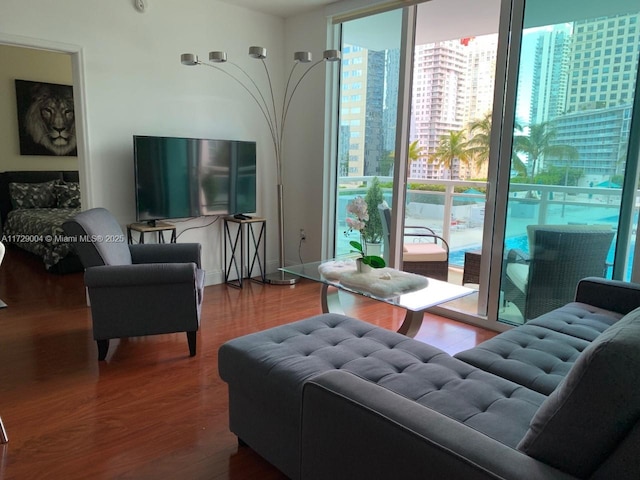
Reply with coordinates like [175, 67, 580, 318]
[127, 221, 177, 244]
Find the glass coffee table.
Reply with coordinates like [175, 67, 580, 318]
[281, 258, 474, 338]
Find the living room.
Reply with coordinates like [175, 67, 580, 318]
[2, 0, 640, 478]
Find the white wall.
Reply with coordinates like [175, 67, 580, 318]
[0, 0, 334, 284]
[282, 8, 332, 265]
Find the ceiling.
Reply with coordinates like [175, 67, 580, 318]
[219, 0, 341, 18]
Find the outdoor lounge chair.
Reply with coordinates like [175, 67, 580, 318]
[504, 224, 614, 320]
[378, 204, 450, 281]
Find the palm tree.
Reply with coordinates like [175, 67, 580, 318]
[429, 130, 474, 179]
[513, 121, 576, 183]
[465, 113, 529, 177]
[465, 112, 492, 169]
[385, 140, 426, 177]
[408, 139, 426, 166]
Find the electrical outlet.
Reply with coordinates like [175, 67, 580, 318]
[299, 229, 306, 241]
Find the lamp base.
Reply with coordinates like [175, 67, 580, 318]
[266, 271, 300, 285]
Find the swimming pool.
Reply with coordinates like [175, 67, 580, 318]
[449, 236, 527, 267]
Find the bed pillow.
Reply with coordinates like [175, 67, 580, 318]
[54, 182, 81, 208]
[9, 180, 59, 209]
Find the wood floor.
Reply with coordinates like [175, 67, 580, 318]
[0, 246, 495, 479]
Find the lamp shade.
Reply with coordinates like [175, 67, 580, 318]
[209, 51, 227, 63]
[180, 53, 199, 66]
[248, 46, 267, 59]
[323, 50, 341, 62]
[294, 51, 312, 63]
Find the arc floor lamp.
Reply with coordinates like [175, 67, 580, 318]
[181, 46, 340, 284]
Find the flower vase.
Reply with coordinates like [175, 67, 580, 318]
[365, 242, 382, 257]
[356, 258, 373, 274]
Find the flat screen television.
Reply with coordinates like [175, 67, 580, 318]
[133, 135, 257, 223]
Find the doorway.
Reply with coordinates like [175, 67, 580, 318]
[0, 33, 91, 210]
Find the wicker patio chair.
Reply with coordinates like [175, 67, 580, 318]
[378, 204, 450, 281]
[504, 224, 614, 321]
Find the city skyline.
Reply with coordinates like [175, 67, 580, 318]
[338, 12, 639, 185]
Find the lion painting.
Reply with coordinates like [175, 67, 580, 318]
[15, 80, 77, 156]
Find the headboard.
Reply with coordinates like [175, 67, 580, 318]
[0, 170, 80, 227]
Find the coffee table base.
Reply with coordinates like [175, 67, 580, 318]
[320, 284, 424, 338]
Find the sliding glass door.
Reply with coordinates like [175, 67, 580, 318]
[328, 0, 640, 329]
[498, 1, 640, 324]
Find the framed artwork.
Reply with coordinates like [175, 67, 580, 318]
[15, 79, 77, 157]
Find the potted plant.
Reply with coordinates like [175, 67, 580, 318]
[362, 177, 384, 255]
[345, 195, 385, 271]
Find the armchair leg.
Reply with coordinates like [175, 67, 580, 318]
[187, 331, 197, 357]
[97, 339, 109, 361]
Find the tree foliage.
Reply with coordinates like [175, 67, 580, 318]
[429, 130, 474, 179]
[363, 176, 384, 244]
[513, 122, 578, 183]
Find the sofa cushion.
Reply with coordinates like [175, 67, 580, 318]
[527, 301, 623, 341]
[517, 306, 640, 478]
[505, 262, 528, 292]
[403, 242, 447, 262]
[219, 313, 546, 449]
[454, 324, 590, 395]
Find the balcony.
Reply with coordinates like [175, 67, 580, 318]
[337, 176, 632, 320]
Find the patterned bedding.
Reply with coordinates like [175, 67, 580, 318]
[3, 208, 80, 270]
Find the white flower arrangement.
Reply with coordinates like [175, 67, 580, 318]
[345, 196, 386, 268]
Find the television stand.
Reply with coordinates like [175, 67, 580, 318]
[127, 221, 177, 244]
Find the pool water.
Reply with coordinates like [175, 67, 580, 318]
[449, 236, 527, 267]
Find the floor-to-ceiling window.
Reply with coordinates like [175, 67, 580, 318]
[328, 0, 640, 329]
[497, 2, 640, 324]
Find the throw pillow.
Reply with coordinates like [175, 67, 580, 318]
[517, 306, 640, 478]
[9, 180, 59, 209]
[54, 182, 81, 208]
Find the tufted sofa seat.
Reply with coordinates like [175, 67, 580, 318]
[453, 320, 593, 395]
[453, 283, 628, 395]
[218, 277, 640, 479]
[219, 314, 546, 478]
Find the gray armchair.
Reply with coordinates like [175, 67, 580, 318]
[63, 208, 205, 360]
[504, 224, 614, 320]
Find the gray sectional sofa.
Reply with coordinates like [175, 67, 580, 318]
[218, 277, 640, 479]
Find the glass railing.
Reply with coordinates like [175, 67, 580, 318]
[337, 176, 634, 275]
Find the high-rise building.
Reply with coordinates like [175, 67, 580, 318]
[410, 40, 467, 179]
[340, 44, 368, 177]
[340, 44, 400, 178]
[463, 35, 498, 125]
[548, 13, 639, 183]
[383, 48, 400, 155]
[529, 24, 571, 124]
[553, 104, 632, 180]
[566, 13, 640, 114]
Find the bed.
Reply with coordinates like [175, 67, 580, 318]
[0, 171, 83, 274]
